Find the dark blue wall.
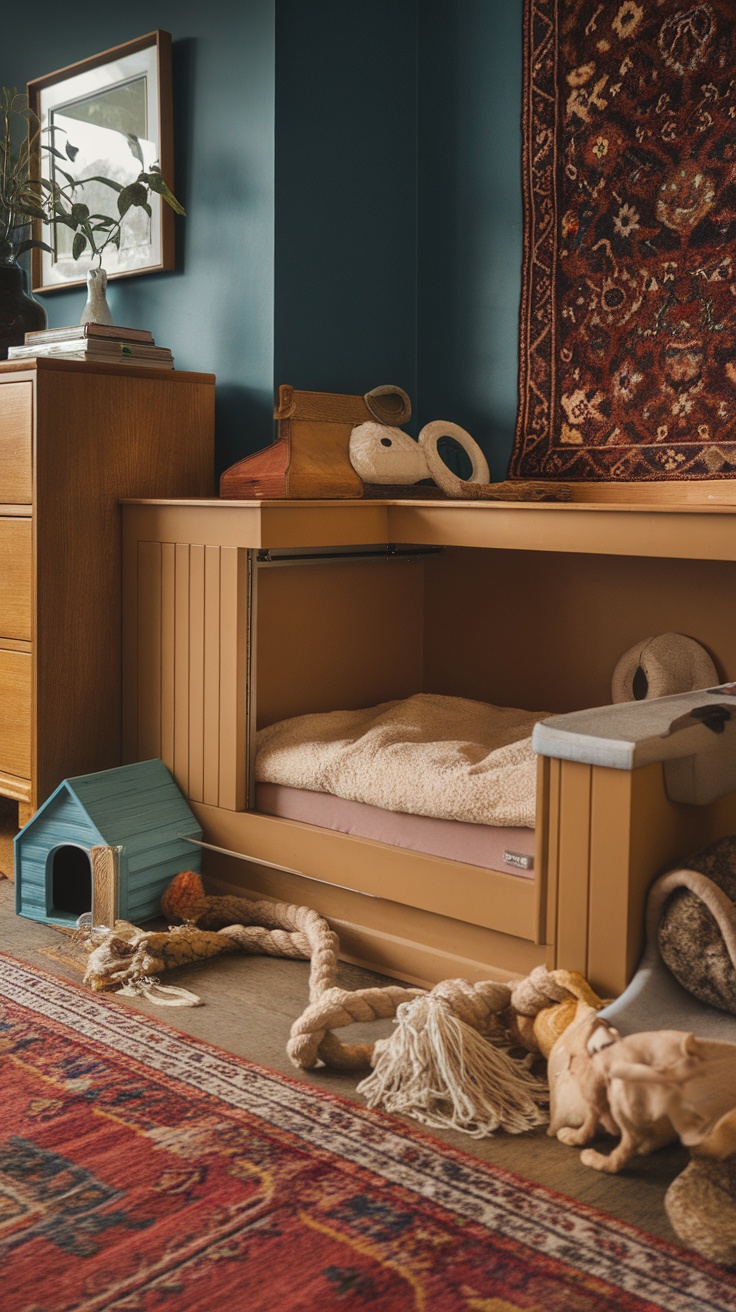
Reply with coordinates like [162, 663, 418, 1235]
[417, 0, 523, 478]
[274, 0, 419, 405]
[1, 1, 524, 478]
[1, 0, 277, 474]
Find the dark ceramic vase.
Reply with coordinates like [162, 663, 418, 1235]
[0, 259, 47, 360]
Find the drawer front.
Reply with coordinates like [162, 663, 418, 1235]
[0, 518, 31, 639]
[0, 382, 33, 504]
[0, 647, 31, 779]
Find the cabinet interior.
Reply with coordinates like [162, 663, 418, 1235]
[254, 546, 736, 730]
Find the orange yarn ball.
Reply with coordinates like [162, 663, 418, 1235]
[160, 870, 208, 923]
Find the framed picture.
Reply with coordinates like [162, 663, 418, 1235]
[28, 30, 175, 293]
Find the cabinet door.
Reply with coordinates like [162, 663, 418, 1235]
[0, 648, 31, 779]
[0, 382, 33, 504]
[0, 518, 31, 639]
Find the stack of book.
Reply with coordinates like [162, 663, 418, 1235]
[8, 322, 174, 369]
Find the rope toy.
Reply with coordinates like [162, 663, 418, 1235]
[81, 870, 607, 1136]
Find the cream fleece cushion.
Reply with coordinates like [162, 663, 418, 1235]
[255, 694, 545, 829]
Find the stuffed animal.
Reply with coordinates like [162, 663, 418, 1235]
[547, 1004, 736, 1174]
[546, 1003, 736, 1263]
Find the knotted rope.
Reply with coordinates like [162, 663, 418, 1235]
[81, 871, 606, 1135]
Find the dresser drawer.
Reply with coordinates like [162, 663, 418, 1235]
[0, 382, 33, 504]
[0, 648, 31, 779]
[0, 518, 31, 640]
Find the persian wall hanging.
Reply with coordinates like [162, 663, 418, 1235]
[510, 0, 736, 482]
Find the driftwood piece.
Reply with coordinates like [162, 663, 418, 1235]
[350, 417, 572, 501]
[450, 478, 572, 502]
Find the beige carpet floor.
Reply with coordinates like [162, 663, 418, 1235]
[0, 805, 688, 1248]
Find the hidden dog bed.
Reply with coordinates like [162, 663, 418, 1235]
[255, 693, 543, 876]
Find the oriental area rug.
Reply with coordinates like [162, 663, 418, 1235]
[1, 956, 735, 1312]
[510, 0, 736, 482]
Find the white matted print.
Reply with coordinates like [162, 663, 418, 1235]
[28, 31, 175, 292]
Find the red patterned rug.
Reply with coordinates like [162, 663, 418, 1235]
[510, 0, 736, 483]
[1, 955, 735, 1312]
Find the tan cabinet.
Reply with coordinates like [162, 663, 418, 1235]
[122, 497, 736, 994]
[0, 518, 31, 638]
[0, 649, 31, 779]
[0, 357, 215, 813]
[0, 382, 33, 504]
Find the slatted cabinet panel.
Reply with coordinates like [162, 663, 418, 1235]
[132, 540, 249, 810]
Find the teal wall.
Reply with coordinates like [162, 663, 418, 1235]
[1, 1, 524, 478]
[418, 0, 523, 478]
[274, 0, 419, 406]
[1, 0, 277, 473]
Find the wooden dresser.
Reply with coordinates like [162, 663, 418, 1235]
[0, 358, 215, 819]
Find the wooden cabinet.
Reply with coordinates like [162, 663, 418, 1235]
[0, 381, 33, 504]
[122, 497, 736, 993]
[0, 358, 215, 814]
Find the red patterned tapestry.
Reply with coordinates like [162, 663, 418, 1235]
[510, 0, 736, 482]
[2, 957, 736, 1311]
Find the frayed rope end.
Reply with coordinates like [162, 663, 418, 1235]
[357, 993, 549, 1137]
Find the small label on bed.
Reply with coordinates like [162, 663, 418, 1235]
[503, 850, 534, 871]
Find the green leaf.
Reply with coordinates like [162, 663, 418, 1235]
[143, 169, 186, 215]
[65, 143, 79, 162]
[14, 237, 53, 255]
[71, 202, 89, 223]
[12, 200, 47, 221]
[52, 168, 77, 189]
[72, 231, 87, 260]
[117, 181, 148, 216]
[83, 174, 123, 193]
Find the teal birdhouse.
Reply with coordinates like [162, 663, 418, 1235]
[15, 759, 202, 928]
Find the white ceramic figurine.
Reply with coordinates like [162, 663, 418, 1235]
[80, 267, 114, 326]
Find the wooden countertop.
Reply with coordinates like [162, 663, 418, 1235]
[122, 492, 736, 562]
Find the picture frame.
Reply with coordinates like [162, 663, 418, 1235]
[28, 30, 175, 293]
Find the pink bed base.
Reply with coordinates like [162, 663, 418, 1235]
[255, 783, 535, 877]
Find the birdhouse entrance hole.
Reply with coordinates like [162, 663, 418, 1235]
[49, 845, 93, 918]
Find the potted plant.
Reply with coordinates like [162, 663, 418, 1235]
[0, 87, 184, 356]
